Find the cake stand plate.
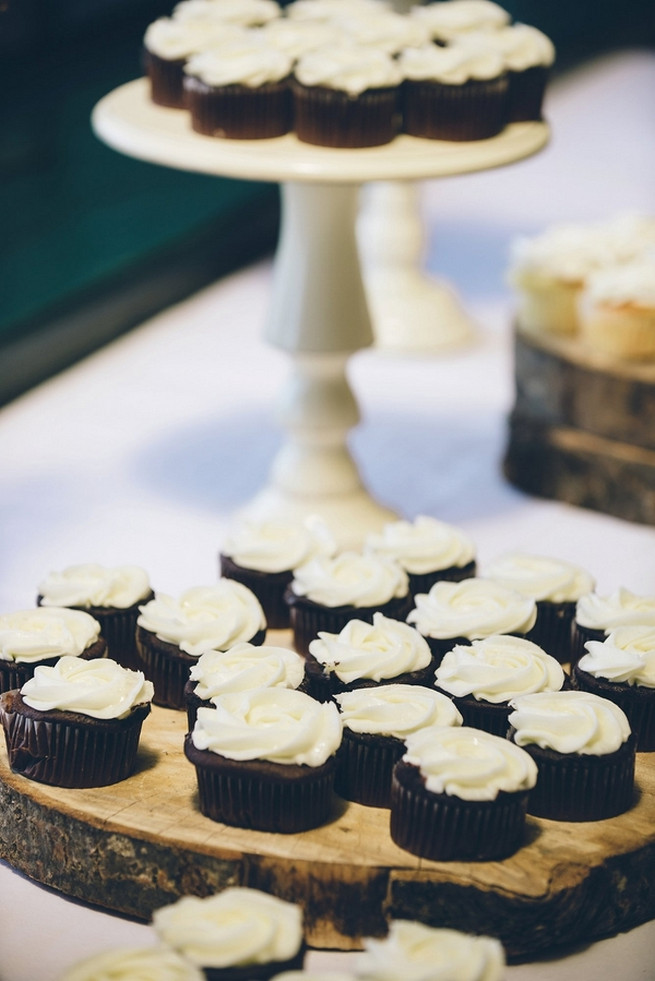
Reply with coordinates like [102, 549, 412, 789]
[1, 645, 654, 961]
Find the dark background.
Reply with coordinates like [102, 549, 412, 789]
[1, 0, 653, 406]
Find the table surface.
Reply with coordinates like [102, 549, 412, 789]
[1, 49, 655, 981]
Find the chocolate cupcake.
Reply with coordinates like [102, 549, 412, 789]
[184, 641, 308, 730]
[0, 656, 153, 788]
[364, 515, 476, 600]
[0, 607, 106, 694]
[434, 634, 566, 736]
[482, 551, 595, 662]
[38, 563, 152, 672]
[390, 725, 537, 861]
[573, 625, 655, 751]
[334, 683, 462, 807]
[507, 690, 636, 821]
[406, 577, 537, 665]
[572, 587, 655, 667]
[152, 888, 305, 981]
[185, 687, 342, 832]
[136, 582, 266, 710]
[286, 552, 412, 658]
[220, 516, 336, 630]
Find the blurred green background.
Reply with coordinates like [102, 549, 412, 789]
[1, 0, 653, 406]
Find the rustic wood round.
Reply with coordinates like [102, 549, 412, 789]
[1, 631, 654, 963]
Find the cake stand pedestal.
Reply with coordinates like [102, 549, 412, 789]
[92, 79, 548, 546]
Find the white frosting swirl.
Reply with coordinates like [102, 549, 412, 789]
[579, 625, 655, 687]
[286, 0, 389, 22]
[60, 947, 204, 981]
[189, 642, 305, 698]
[137, 582, 265, 657]
[356, 921, 505, 981]
[184, 40, 292, 86]
[435, 635, 565, 703]
[410, 1, 510, 42]
[508, 690, 632, 755]
[222, 515, 336, 573]
[144, 17, 245, 59]
[0, 608, 100, 664]
[294, 45, 403, 95]
[258, 18, 343, 59]
[398, 41, 505, 85]
[271, 973, 353, 981]
[152, 888, 303, 969]
[337, 11, 431, 55]
[290, 552, 408, 609]
[402, 725, 537, 801]
[458, 23, 555, 70]
[39, 563, 150, 610]
[582, 256, 655, 308]
[365, 515, 475, 576]
[508, 222, 622, 286]
[483, 551, 595, 602]
[173, 0, 281, 26]
[308, 613, 431, 683]
[575, 587, 655, 631]
[191, 687, 342, 765]
[21, 655, 154, 720]
[407, 578, 537, 641]
[335, 684, 462, 738]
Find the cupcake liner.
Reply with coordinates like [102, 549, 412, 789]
[142, 48, 187, 108]
[402, 75, 509, 141]
[507, 65, 549, 122]
[184, 734, 336, 833]
[220, 555, 291, 630]
[443, 692, 510, 738]
[527, 600, 576, 663]
[185, 78, 292, 139]
[573, 666, 655, 752]
[334, 728, 405, 808]
[390, 760, 529, 861]
[508, 727, 636, 821]
[0, 690, 150, 788]
[407, 560, 477, 601]
[292, 80, 400, 147]
[286, 593, 414, 658]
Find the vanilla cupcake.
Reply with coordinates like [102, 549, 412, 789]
[334, 683, 462, 807]
[185, 687, 341, 832]
[286, 552, 411, 657]
[0, 607, 106, 694]
[220, 515, 336, 629]
[572, 587, 655, 665]
[407, 577, 537, 664]
[38, 563, 152, 671]
[578, 255, 655, 361]
[390, 725, 537, 861]
[355, 921, 505, 981]
[364, 515, 476, 599]
[483, 551, 595, 661]
[60, 946, 204, 981]
[0, 656, 153, 787]
[507, 689, 635, 820]
[574, 625, 655, 750]
[136, 582, 266, 709]
[152, 888, 305, 980]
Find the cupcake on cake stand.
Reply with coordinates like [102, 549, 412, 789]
[92, 79, 548, 547]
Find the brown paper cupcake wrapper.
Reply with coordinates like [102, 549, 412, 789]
[185, 734, 336, 833]
[573, 666, 655, 752]
[286, 592, 413, 658]
[527, 600, 576, 663]
[220, 555, 291, 630]
[507, 65, 549, 122]
[402, 75, 509, 141]
[446, 692, 511, 738]
[334, 729, 405, 808]
[292, 80, 400, 147]
[143, 48, 187, 108]
[390, 760, 529, 861]
[508, 728, 636, 821]
[185, 77, 292, 139]
[407, 560, 476, 601]
[0, 690, 149, 788]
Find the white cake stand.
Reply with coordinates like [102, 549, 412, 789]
[92, 79, 548, 547]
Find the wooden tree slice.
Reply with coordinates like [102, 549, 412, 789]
[1, 693, 654, 961]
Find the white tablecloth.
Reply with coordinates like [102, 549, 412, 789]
[1, 49, 654, 980]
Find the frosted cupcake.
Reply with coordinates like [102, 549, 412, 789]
[578, 255, 655, 361]
[292, 45, 403, 147]
[574, 625, 655, 750]
[38, 563, 152, 672]
[184, 641, 308, 729]
[0, 607, 106, 694]
[409, 1, 511, 44]
[483, 551, 595, 661]
[60, 946, 204, 981]
[220, 515, 336, 629]
[334, 683, 462, 807]
[407, 577, 537, 664]
[355, 920, 505, 981]
[136, 582, 266, 709]
[185, 687, 342, 832]
[0, 656, 153, 787]
[507, 689, 635, 820]
[435, 634, 566, 736]
[390, 725, 537, 861]
[152, 888, 305, 980]
[572, 587, 655, 666]
[286, 552, 411, 657]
